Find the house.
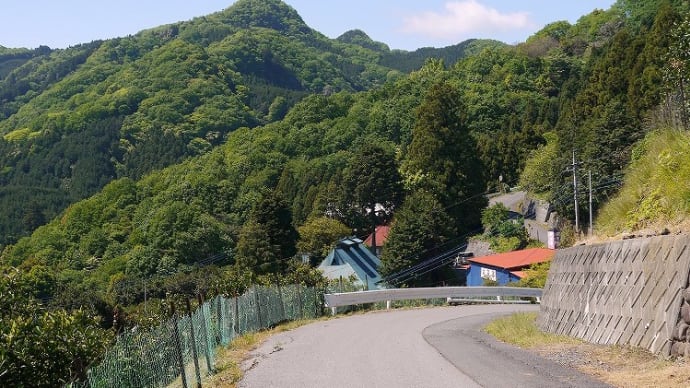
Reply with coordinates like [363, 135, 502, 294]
[466, 248, 554, 286]
[363, 225, 390, 257]
[318, 237, 382, 290]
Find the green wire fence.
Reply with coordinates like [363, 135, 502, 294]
[80, 284, 325, 388]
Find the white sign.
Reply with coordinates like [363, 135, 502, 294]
[480, 267, 497, 281]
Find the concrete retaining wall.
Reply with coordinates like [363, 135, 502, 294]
[538, 235, 690, 355]
[522, 196, 552, 223]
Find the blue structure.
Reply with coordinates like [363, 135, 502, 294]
[466, 248, 554, 286]
[318, 237, 382, 290]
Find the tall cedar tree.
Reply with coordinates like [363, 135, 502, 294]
[665, 12, 690, 128]
[235, 192, 298, 275]
[380, 191, 455, 285]
[403, 81, 487, 236]
[341, 143, 403, 250]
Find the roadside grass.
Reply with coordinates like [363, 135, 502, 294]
[484, 311, 580, 348]
[485, 312, 690, 387]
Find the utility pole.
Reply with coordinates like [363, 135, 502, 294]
[571, 150, 579, 233]
[588, 170, 593, 237]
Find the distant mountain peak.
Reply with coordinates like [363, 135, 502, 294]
[337, 29, 390, 52]
[219, 0, 311, 35]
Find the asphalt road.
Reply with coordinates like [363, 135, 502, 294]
[489, 190, 526, 213]
[239, 305, 611, 388]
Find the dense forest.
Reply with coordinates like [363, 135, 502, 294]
[0, 0, 501, 248]
[2, 0, 690, 384]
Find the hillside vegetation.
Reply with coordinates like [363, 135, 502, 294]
[2, 0, 690, 383]
[0, 0, 498, 247]
[597, 129, 690, 235]
[3, 0, 688, 317]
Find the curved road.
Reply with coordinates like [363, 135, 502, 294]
[239, 305, 610, 388]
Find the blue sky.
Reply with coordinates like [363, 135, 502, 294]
[2, 0, 616, 51]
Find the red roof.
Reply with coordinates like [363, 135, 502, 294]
[468, 248, 554, 270]
[364, 225, 390, 248]
[510, 270, 527, 279]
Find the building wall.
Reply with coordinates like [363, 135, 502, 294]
[467, 263, 519, 286]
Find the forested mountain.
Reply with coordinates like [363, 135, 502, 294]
[0, 0, 490, 247]
[336, 29, 506, 73]
[2, 0, 690, 383]
[6, 0, 688, 298]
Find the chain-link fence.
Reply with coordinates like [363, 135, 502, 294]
[79, 284, 324, 388]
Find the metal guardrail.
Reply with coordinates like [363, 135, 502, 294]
[324, 286, 542, 308]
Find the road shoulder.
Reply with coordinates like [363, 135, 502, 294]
[423, 312, 613, 388]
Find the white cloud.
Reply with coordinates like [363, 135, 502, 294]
[401, 0, 535, 40]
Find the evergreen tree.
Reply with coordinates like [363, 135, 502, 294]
[379, 191, 454, 285]
[235, 192, 298, 274]
[341, 142, 403, 249]
[664, 13, 690, 128]
[235, 220, 282, 274]
[403, 81, 487, 235]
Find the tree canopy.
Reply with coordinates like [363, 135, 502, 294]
[2, 1, 690, 383]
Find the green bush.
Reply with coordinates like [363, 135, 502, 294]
[517, 261, 551, 289]
[597, 129, 690, 235]
[0, 267, 113, 384]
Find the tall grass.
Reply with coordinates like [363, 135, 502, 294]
[597, 128, 690, 236]
[484, 312, 580, 348]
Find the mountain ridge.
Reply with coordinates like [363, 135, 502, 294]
[0, 0, 491, 246]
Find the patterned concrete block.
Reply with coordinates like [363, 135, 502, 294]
[538, 235, 690, 355]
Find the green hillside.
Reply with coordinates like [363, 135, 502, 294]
[0, 0, 489, 247]
[597, 128, 690, 236]
[5, 0, 689, 308]
[3, 0, 690, 383]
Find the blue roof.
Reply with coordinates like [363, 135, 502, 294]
[318, 237, 382, 290]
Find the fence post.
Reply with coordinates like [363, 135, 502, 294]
[197, 294, 214, 375]
[171, 303, 189, 388]
[216, 295, 224, 344]
[313, 287, 319, 318]
[277, 283, 286, 321]
[185, 298, 202, 388]
[233, 295, 240, 336]
[254, 287, 263, 329]
[297, 284, 304, 319]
